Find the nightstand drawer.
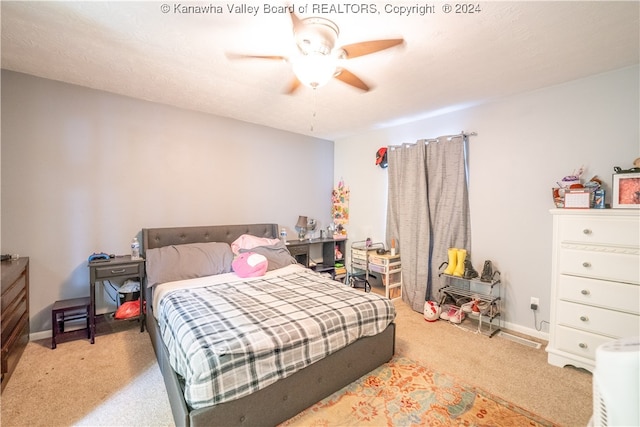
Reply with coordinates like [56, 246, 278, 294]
[94, 264, 140, 279]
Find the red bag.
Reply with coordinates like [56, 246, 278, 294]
[114, 300, 145, 319]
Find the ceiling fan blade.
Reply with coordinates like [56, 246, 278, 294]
[285, 77, 302, 94]
[340, 39, 405, 59]
[334, 68, 370, 92]
[226, 52, 287, 61]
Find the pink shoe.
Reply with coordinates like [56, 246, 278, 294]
[440, 304, 454, 320]
[461, 301, 474, 313]
[449, 307, 466, 324]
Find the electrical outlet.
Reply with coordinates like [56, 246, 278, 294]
[530, 297, 539, 310]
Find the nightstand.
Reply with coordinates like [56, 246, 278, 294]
[88, 255, 145, 342]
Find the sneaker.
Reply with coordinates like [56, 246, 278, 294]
[482, 302, 500, 318]
[461, 301, 474, 313]
[480, 260, 493, 282]
[441, 305, 458, 321]
[439, 304, 452, 320]
[463, 260, 479, 279]
[449, 307, 466, 324]
[471, 301, 488, 317]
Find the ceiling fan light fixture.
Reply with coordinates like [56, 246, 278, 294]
[295, 17, 339, 55]
[292, 52, 337, 88]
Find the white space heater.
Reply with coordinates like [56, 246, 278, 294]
[590, 336, 640, 427]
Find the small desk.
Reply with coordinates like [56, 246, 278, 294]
[88, 256, 145, 342]
[286, 238, 347, 279]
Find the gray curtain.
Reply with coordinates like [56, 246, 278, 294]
[386, 136, 471, 312]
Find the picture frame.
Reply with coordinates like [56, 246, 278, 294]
[564, 189, 591, 209]
[612, 172, 640, 208]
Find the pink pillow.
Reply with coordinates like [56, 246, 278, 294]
[232, 252, 268, 278]
[231, 234, 280, 255]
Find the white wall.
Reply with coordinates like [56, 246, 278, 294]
[1, 70, 334, 334]
[334, 65, 639, 338]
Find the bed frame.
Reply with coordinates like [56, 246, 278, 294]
[142, 224, 395, 427]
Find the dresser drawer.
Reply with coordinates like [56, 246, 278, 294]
[558, 275, 640, 315]
[554, 325, 613, 360]
[94, 264, 141, 279]
[368, 255, 401, 266]
[1, 275, 26, 312]
[559, 215, 640, 247]
[556, 300, 640, 338]
[559, 247, 639, 284]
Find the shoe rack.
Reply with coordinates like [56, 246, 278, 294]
[438, 271, 502, 337]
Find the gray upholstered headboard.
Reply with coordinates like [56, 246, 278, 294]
[142, 223, 279, 254]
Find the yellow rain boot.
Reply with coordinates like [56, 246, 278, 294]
[453, 249, 467, 277]
[443, 248, 457, 275]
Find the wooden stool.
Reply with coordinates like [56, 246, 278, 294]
[51, 297, 91, 349]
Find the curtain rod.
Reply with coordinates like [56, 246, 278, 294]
[422, 131, 477, 143]
[388, 131, 476, 149]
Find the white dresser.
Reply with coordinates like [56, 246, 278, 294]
[547, 209, 640, 372]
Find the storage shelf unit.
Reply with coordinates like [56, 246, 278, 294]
[438, 272, 502, 337]
[368, 253, 402, 299]
[347, 241, 377, 292]
[346, 241, 402, 299]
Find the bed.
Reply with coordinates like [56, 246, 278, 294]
[142, 224, 396, 427]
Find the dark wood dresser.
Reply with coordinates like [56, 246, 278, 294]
[1, 257, 29, 392]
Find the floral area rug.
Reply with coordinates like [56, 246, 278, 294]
[281, 356, 555, 427]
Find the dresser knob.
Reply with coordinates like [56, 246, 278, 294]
[582, 229, 592, 235]
[582, 262, 591, 268]
[579, 342, 588, 349]
[580, 316, 589, 322]
[581, 289, 590, 296]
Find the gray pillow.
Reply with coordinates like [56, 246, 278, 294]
[239, 241, 297, 271]
[145, 242, 234, 287]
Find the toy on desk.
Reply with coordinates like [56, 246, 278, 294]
[88, 252, 112, 262]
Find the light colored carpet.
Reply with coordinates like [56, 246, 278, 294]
[0, 320, 173, 427]
[0, 299, 592, 426]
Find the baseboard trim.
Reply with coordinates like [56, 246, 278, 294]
[502, 320, 549, 342]
[30, 319, 549, 345]
[30, 319, 87, 342]
[30, 330, 51, 341]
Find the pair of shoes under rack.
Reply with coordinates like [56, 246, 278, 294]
[440, 305, 465, 323]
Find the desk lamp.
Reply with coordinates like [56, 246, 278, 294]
[295, 216, 308, 240]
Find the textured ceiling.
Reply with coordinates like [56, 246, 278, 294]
[2, 1, 639, 140]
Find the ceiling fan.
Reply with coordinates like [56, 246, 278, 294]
[227, 11, 404, 94]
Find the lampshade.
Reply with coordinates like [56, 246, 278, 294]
[291, 53, 337, 89]
[295, 216, 308, 229]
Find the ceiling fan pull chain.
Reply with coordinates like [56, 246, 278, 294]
[310, 88, 318, 132]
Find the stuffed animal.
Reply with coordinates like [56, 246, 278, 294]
[423, 300, 441, 322]
[232, 252, 268, 278]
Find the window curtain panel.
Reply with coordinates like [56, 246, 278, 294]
[386, 136, 471, 312]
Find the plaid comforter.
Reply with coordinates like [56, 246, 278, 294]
[156, 264, 396, 410]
